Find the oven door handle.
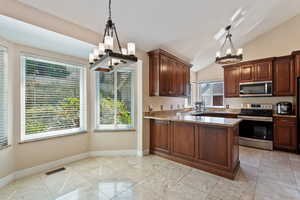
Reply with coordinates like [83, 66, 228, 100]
[237, 115, 273, 122]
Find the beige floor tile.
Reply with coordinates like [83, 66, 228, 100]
[112, 184, 162, 200]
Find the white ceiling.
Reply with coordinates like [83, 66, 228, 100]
[17, 0, 300, 71]
[0, 15, 94, 59]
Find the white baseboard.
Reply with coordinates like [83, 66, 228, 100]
[137, 149, 150, 157]
[15, 153, 89, 180]
[0, 149, 140, 189]
[0, 173, 15, 188]
[89, 149, 137, 157]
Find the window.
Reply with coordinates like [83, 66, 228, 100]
[198, 81, 224, 107]
[21, 55, 86, 141]
[0, 46, 8, 149]
[96, 69, 135, 130]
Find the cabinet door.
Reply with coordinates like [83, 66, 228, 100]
[273, 57, 295, 96]
[255, 61, 272, 81]
[240, 64, 255, 82]
[224, 66, 240, 98]
[274, 118, 297, 151]
[171, 61, 183, 96]
[197, 126, 229, 169]
[150, 120, 171, 154]
[159, 55, 172, 96]
[296, 55, 300, 78]
[171, 122, 196, 160]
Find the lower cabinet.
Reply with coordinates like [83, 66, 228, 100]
[274, 117, 297, 151]
[150, 119, 239, 179]
[172, 122, 196, 160]
[150, 120, 171, 154]
[197, 126, 229, 168]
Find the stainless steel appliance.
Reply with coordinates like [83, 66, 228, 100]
[238, 104, 273, 150]
[276, 102, 293, 115]
[240, 81, 272, 97]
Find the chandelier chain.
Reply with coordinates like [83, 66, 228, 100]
[109, 0, 112, 19]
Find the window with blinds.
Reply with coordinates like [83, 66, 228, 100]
[198, 81, 224, 107]
[0, 47, 8, 149]
[21, 56, 86, 141]
[96, 70, 135, 130]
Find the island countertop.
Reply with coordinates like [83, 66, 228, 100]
[144, 113, 242, 127]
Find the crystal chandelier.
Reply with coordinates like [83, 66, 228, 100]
[215, 25, 243, 65]
[89, 0, 138, 72]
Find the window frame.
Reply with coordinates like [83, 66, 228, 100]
[95, 68, 136, 131]
[0, 46, 9, 150]
[197, 81, 224, 108]
[20, 54, 87, 142]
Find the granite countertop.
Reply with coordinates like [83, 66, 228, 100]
[273, 114, 297, 118]
[144, 113, 242, 127]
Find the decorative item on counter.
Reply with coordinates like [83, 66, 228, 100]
[89, 0, 138, 72]
[160, 105, 164, 111]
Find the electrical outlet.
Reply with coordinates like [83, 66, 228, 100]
[160, 105, 164, 110]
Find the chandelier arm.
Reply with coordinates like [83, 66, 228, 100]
[220, 36, 228, 53]
[228, 36, 236, 52]
[113, 24, 123, 53]
[102, 25, 108, 43]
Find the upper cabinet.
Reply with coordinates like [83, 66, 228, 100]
[148, 49, 191, 97]
[240, 58, 273, 83]
[224, 65, 240, 98]
[293, 51, 300, 78]
[255, 60, 273, 81]
[273, 56, 295, 96]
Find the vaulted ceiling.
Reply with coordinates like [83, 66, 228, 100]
[17, 0, 300, 71]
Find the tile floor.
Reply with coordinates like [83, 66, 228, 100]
[1, 146, 300, 200]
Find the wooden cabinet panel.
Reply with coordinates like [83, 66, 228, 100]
[273, 56, 295, 96]
[171, 122, 196, 160]
[274, 117, 297, 151]
[255, 61, 272, 81]
[150, 120, 171, 154]
[148, 49, 190, 97]
[197, 126, 229, 168]
[224, 66, 240, 98]
[295, 55, 300, 78]
[240, 64, 254, 82]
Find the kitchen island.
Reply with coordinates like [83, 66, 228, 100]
[144, 112, 242, 179]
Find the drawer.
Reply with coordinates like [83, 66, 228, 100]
[276, 118, 296, 126]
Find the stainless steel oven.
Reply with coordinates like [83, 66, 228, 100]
[240, 81, 272, 97]
[238, 104, 273, 150]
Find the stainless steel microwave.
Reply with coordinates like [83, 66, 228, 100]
[240, 81, 272, 97]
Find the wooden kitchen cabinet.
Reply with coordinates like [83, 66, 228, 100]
[148, 49, 191, 97]
[171, 122, 196, 160]
[273, 56, 295, 96]
[224, 65, 240, 98]
[292, 51, 300, 78]
[274, 117, 297, 151]
[150, 120, 171, 154]
[255, 60, 273, 81]
[240, 64, 255, 82]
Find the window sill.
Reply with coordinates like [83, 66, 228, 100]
[94, 129, 136, 133]
[19, 130, 88, 144]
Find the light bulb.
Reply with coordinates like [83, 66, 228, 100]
[104, 36, 113, 50]
[127, 42, 136, 55]
[93, 48, 99, 59]
[216, 51, 221, 58]
[89, 53, 94, 64]
[226, 48, 232, 55]
[237, 48, 243, 55]
[122, 48, 128, 55]
[98, 43, 105, 55]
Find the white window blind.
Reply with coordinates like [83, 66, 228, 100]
[198, 81, 224, 107]
[0, 47, 8, 149]
[96, 70, 135, 130]
[21, 56, 86, 141]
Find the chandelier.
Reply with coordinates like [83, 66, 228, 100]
[89, 0, 138, 72]
[215, 25, 243, 65]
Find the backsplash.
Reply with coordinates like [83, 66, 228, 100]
[224, 96, 295, 110]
